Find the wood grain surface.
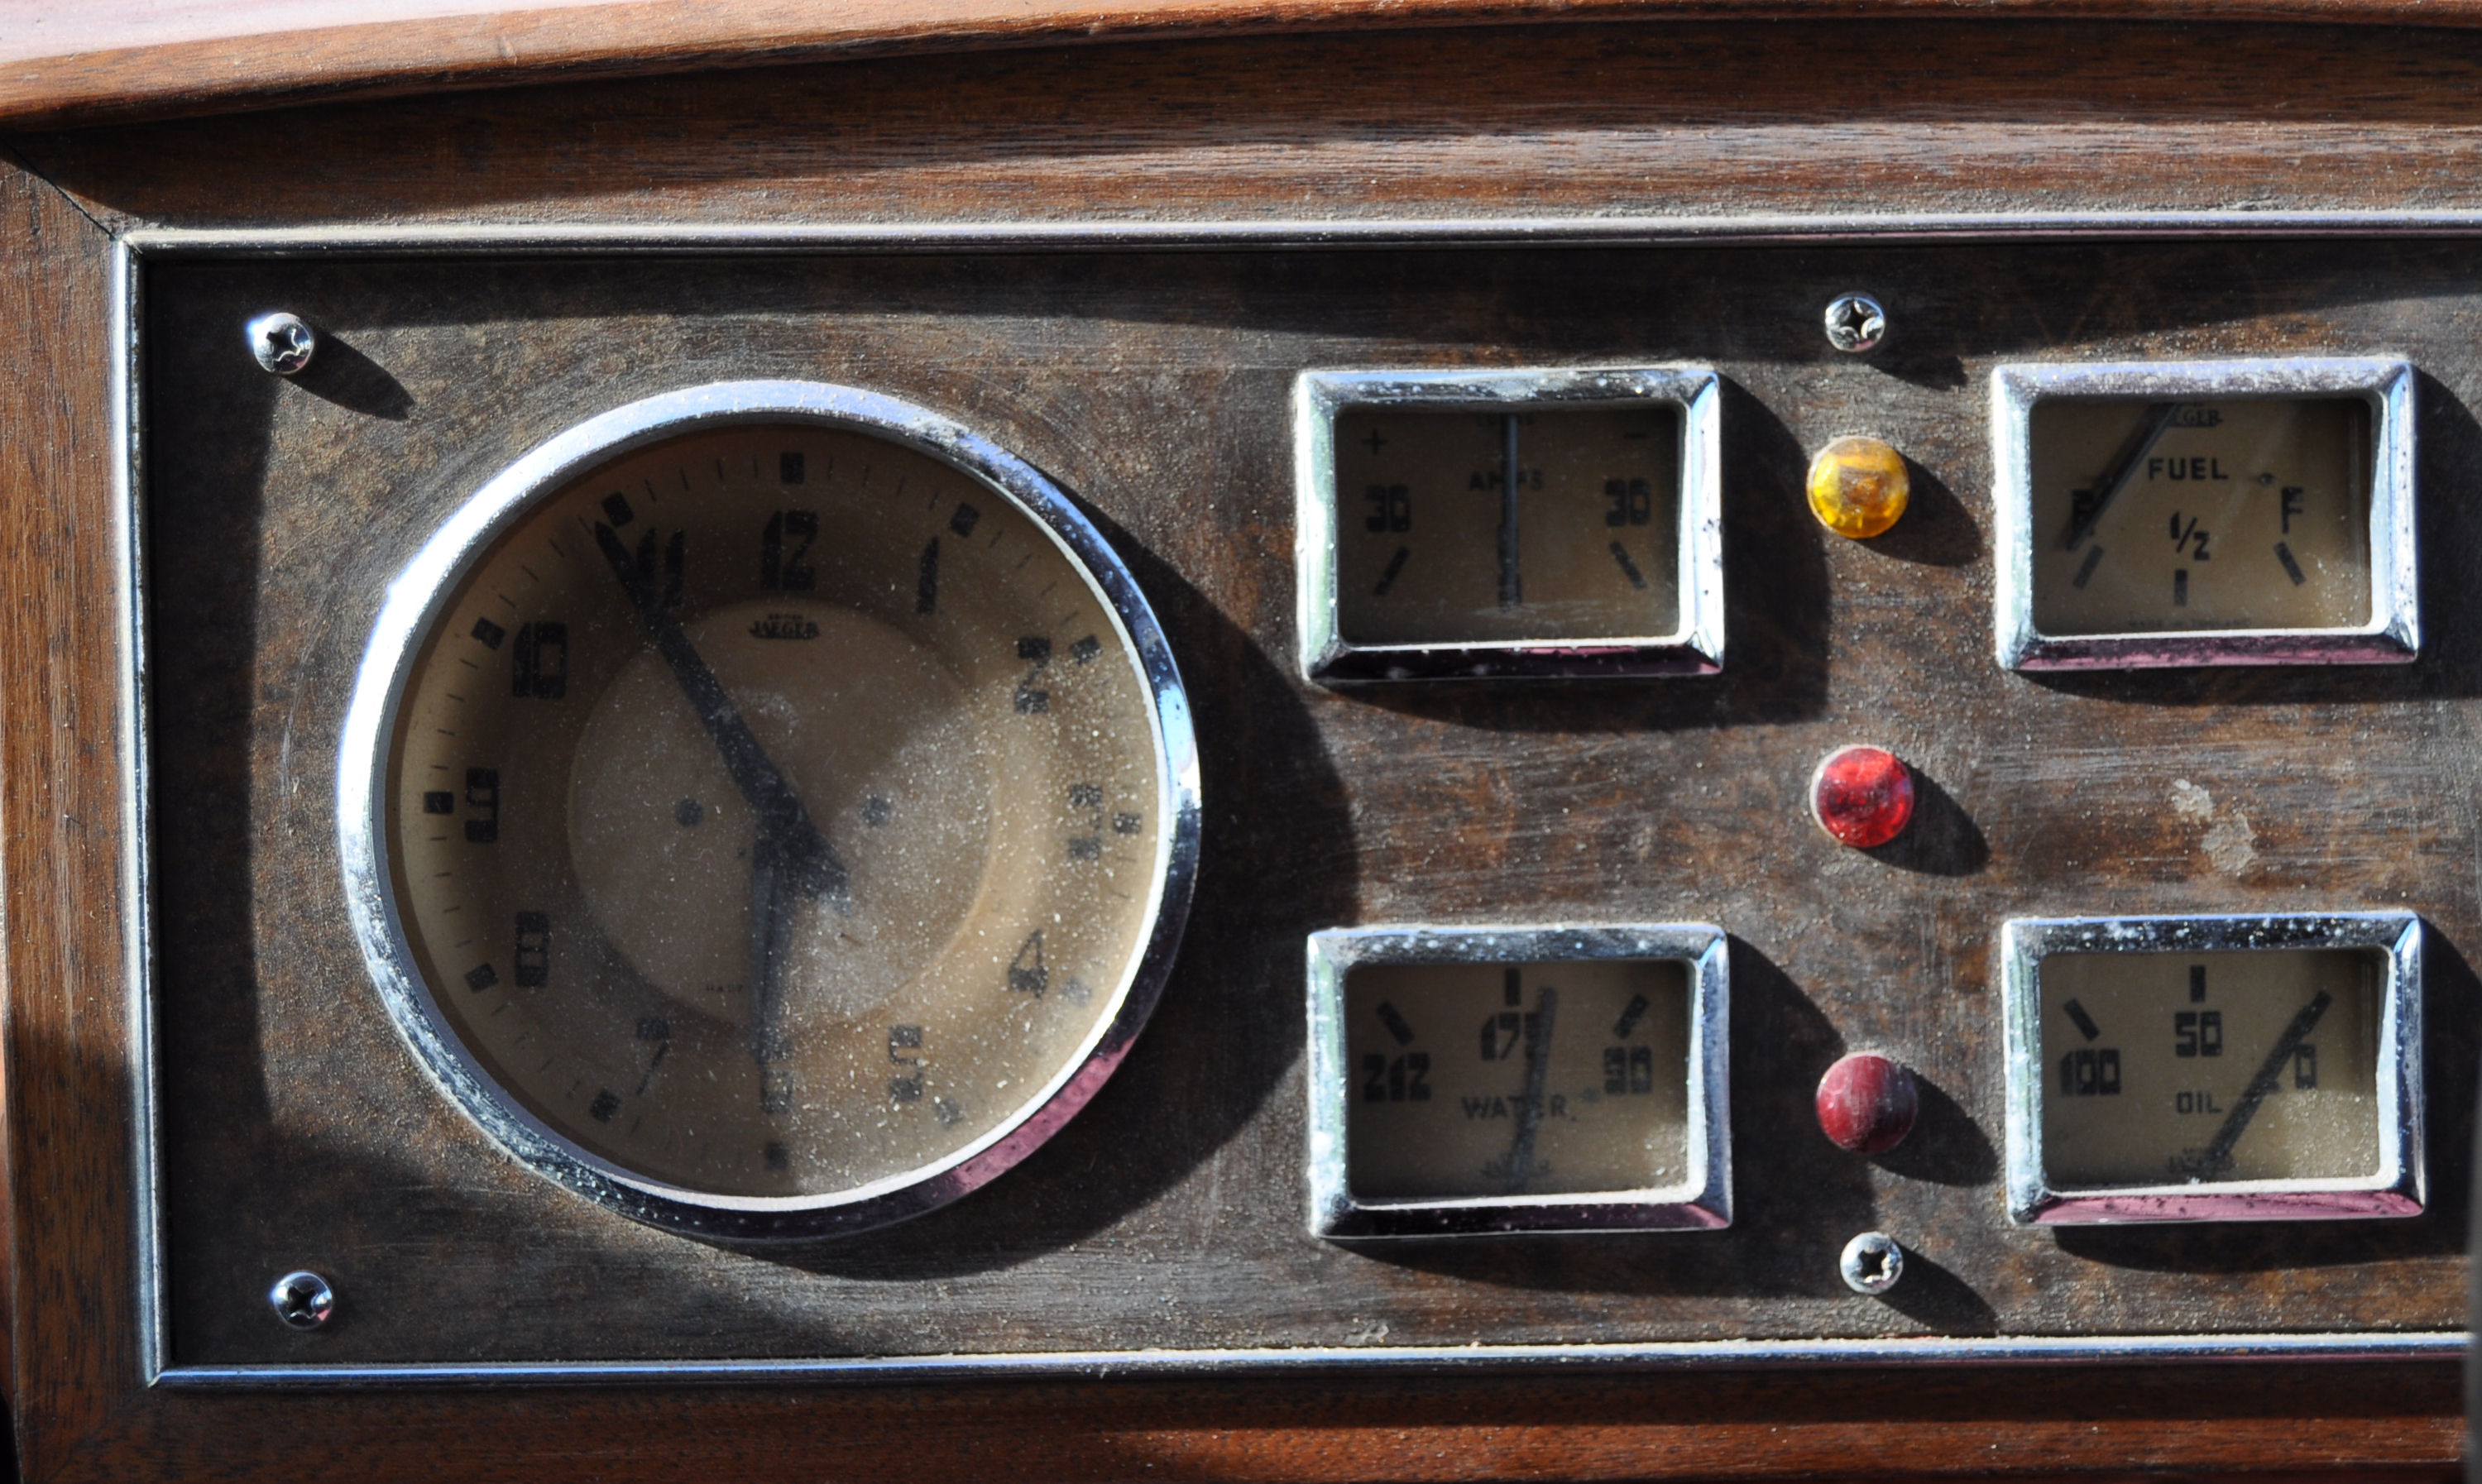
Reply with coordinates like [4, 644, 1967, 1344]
[17, 0, 2482, 133]
[1, 13, 2479, 1482]
[98, 237, 2475, 1480]
[0, 155, 142, 1480]
[141, 244, 2482, 1371]
[21, 22, 2482, 238]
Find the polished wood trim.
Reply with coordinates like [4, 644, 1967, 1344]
[33, 1366, 2477, 1481]
[0, 151, 141, 1478]
[25, 22, 2482, 237]
[15, 0, 2482, 132]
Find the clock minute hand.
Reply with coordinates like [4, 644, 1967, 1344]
[592, 521, 847, 902]
[2061, 400, 2183, 553]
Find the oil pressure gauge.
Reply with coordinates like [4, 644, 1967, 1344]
[338, 381, 1199, 1241]
[1295, 366, 1724, 682]
[2000, 913, 2423, 1225]
[1992, 357, 2417, 669]
[1306, 926, 1731, 1238]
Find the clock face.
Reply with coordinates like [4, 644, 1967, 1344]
[345, 385, 1195, 1237]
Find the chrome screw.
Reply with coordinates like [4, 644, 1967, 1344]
[1823, 293, 1887, 354]
[246, 312, 317, 375]
[267, 1270, 335, 1329]
[1839, 1232, 1905, 1295]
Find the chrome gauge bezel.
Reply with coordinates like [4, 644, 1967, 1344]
[1293, 366, 1726, 683]
[1305, 924, 1732, 1239]
[2000, 912, 2424, 1227]
[336, 381, 1202, 1242]
[1991, 357, 2418, 671]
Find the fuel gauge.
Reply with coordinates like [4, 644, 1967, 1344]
[1992, 358, 2417, 669]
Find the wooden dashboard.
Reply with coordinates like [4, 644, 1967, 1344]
[0, 4, 2475, 1480]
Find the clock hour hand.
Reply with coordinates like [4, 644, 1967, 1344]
[2061, 401, 2183, 553]
[593, 521, 846, 902]
[747, 831, 799, 1108]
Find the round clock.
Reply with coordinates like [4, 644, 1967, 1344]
[338, 381, 1199, 1240]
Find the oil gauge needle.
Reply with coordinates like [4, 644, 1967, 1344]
[2062, 401, 2184, 553]
[2174, 990, 2332, 1182]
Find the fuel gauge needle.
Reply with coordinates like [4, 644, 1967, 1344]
[2062, 400, 2183, 553]
[2175, 990, 2332, 1182]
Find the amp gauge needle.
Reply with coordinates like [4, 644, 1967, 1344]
[2062, 400, 2184, 553]
[593, 522, 848, 1105]
[2174, 990, 2332, 1182]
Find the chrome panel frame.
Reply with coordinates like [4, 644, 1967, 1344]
[1991, 357, 2419, 671]
[1295, 366, 1725, 682]
[2000, 912, 2425, 1226]
[333, 381, 1203, 1243]
[1304, 924, 1731, 1237]
[108, 216, 2479, 1385]
[148, 1328, 2466, 1389]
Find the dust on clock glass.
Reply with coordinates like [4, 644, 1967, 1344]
[1295, 367, 1724, 682]
[350, 388, 1193, 1237]
[1305, 926, 1730, 1238]
[1992, 359, 2417, 670]
[2000, 914, 2424, 1225]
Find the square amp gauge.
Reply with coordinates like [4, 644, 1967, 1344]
[2000, 912, 2424, 1225]
[1293, 366, 1724, 682]
[1991, 357, 2417, 670]
[1304, 925, 1731, 1238]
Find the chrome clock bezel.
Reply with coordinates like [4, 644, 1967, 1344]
[336, 380, 1202, 1242]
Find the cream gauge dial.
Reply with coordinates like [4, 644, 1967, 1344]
[1991, 358, 2417, 670]
[1305, 926, 1732, 1239]
[340, 382, 1199, 1240]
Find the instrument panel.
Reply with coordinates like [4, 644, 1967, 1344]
[140, 239, 2475, 1379]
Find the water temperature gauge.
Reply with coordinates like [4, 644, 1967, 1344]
[1306, 926, 1731, 1238]
[2001, 913, 2423, 1225]
[1992, 358, 2417, 669]
[1295, 366, 1724, 682]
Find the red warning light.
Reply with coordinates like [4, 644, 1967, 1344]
[1816, 1052, 1919, 1154]
[1809, 744, 1914, 848]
